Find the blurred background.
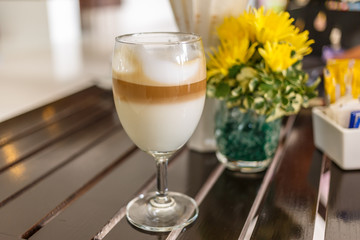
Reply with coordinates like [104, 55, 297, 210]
[0, 0, 178, 122]
[0, 0, 359, 122]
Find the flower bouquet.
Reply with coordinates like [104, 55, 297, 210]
[207, 7, 319, 122]
[207, 7, 320, 172]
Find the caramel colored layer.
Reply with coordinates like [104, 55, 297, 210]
[113, 78, 206, 104]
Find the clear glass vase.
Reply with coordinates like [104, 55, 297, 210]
[215, 101, 281, 173]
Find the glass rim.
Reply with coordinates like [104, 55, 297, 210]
[115, 32, 202, 45]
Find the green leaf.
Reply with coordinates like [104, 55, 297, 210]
[249, 78, 258, 92]
[259, 83, 273, 91]
[254, 100, 265, 109]
[272, 96, 281, 104]
[261, 76, 274, 85]
[284, 85, 293, 94]
[281, 97, 289, 105]
[231, 86, 242, 97]
[274, 78, 282, 87]
[228, 65, 241, 79]
[284, 104, 295, 112]
[215, 82, 231, 98]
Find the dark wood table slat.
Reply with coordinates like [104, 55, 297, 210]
[103, 149, 220, 240]
[0, 114, 120, 206]
[0, 86, 106, 146]
[29, 150, 155, 240]
[178, 169, 264, 240]
[250, 109, 322, 240]
[0, 233, 24, 240]
[0, 128, 134, 238]
[325, 161, 360, 240]
[0, 101, 113, 172]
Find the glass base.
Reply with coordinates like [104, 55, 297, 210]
[216, 151, 271, 173]
[126, 191, 198, 232]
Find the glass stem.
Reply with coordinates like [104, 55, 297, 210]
[153, 155, 173, 206]
[156, 156, 168, 197]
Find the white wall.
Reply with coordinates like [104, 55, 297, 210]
[0, 1, 51, 53]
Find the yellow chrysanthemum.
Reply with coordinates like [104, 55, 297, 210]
[207, 37, 257, 78]
[208, 7, 314, 75]
[251, 7, 296, 44]
[258, 42, 299, 72]
[236, 11, 257, 42]
[285, 29, 314, 57]
[217, 16, 247, 41]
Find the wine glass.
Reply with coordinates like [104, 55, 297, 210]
[112, 32, 206, 232]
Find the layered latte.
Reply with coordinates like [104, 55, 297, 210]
[112, 45, 206, 152]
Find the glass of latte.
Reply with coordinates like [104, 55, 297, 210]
[112, 32, 206, 232]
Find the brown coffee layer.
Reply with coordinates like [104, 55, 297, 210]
[113, 78, 206, 104]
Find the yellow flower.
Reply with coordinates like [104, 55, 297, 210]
[285, 28, 314, 58]
[207, 36, 257, 78]
[217, 16, 247, 41]
[236, 11, 257, 42]
[258, 41, 299, 72]
[215, 7, 314, 63]
[251, 7, 296, 44]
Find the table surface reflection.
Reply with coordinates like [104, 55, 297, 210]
[0, 86, 359, 240]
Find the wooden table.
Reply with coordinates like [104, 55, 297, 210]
[1, 86, 359, 240]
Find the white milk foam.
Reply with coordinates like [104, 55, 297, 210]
[113, 46, 204, 86]
[139, 46, 201, 85]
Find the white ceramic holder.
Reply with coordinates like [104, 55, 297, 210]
[312, 107, 360, 170]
